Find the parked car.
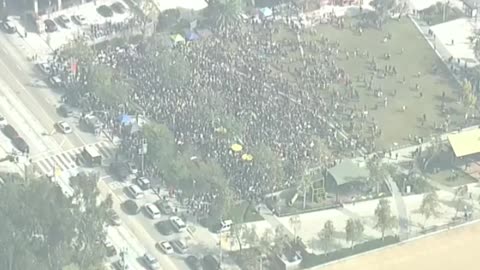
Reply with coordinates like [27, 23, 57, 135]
[2, 20, 16, 33]
[185, 255, 203, 270]
[71, 14, 86, 25]
[144, 203, 161, 219]
[2, 124, 18, 139]
[170, 216, 187, 232]
[44, 19, 57, 32]
[37, 62, 51, 75]
[135, 177, 151, 190]
[127, 162, 138, 174]
[142, 253, 160, 270]
[155, 200, 174, 215]
[126, 184, 143, 199]
[171, 238, 188, 254]
[12, 137, 29, 153]
[55, 121, 72, 134]
[111, 2, 127, 14]
[55, 15, 72, 28]
[49, 76, 63, 87]
[156, 241, 173, 254]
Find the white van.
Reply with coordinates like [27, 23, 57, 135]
[126, 184, 144, 199]
[218, 219, 233, 233]
[144, 203, 161, 219]
[170, 216, 186, 232]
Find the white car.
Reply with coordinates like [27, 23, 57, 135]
[71, 14, 86, 25]
[126, 184, 143, 199]
[58, 15, 72, 28]
[143, 253, 160, 270]
[170, 216, 186, 232]
[156, 241, 173, 254]
[0, 115, 7, 127]
[49, 76, 63, 87]
[55, 121, 72, 134]
[38, 63, 51, 74]
[144, 203, 161, 219]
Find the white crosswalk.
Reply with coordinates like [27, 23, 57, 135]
[32, 141, 116, 176]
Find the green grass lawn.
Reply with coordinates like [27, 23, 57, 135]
[268, 18, 465, 150]
[428, 168, 477, 187]
[229, 200, 264, 223]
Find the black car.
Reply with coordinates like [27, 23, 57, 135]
[185, 255, 202, 270]
[111, 2, 126, 14]
[12, 137, 29, 153]
[2, 124, 18, 140]
[155, 220, 174, 236]
[44, 19, 57, 32]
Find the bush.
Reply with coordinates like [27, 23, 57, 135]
[301, 236, 400, 268]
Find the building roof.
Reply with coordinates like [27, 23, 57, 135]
[447, 128, 480, 157]
[327, 159, 370, 186]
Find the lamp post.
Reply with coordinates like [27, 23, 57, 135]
[139, 138, 147, 176]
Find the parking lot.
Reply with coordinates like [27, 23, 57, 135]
[37, 0, 134, 51]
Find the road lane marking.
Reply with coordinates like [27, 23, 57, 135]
[0, 55, 88, 148]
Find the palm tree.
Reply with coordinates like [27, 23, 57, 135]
[419, 191, 441, 227]
[206, 0, 244, 31]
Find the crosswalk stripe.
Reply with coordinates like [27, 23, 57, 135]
[33, 141, 116, 175]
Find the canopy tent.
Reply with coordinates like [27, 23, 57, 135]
[185, 31, 200, 41]
[259, 7, 273, 17]
[327, 159, 370, 186]
[170, 34, 186, 44]
[118, 114, 133, 124]
[242, 154, 253, 161]
[448, 129, 480, 157]
[231, 143, 243, 152]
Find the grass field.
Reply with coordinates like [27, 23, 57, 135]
[268, 17, 465, 150]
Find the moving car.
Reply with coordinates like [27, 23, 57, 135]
[156, 241, 173, 254]
[55, 121, 72, 134]
[142, 253, 160, 270]
[2, 20, 16, 33]
[126, 184, 143, 199]
[111, 2, 127, 14]
[44, 19, 57, 32]
[71, 14, 86, 25]
[144, 203, 161, 219]
[185, 255, 203, 270]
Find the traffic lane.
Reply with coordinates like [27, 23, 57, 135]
[0, 47, 91, 150]
[98, 177, 186, 270]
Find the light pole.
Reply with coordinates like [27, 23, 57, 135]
[139, 138, 147, 176]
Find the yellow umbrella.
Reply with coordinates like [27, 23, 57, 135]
[231, 143, 243, 152]
[241, 154, 253, 161]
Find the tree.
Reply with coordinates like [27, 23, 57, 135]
[259, 228, 274, 255]
[319, 220, 335, 254]
[230, 223, 247, 252]
[345, 218, 364, 248]
[60, 38, 95, 65]
[143, 123, 176, 172]
[0, 176, 109, 270]
[462, 79, 477, 117]
[242, 225, 259, 249]
[374, 199, 397, 240]
[453, 185, 469, 218]
[289, 215, 302, 242]
[88, 65, 130, 106]
[371, 0, 396, 18]
[419, 191, 441, 227]
[272, 226, 289, 255]
[366, 157, 389, 194]
[205, 0, 244, 30]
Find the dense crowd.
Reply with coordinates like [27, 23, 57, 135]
[51, 7, 417, 215]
